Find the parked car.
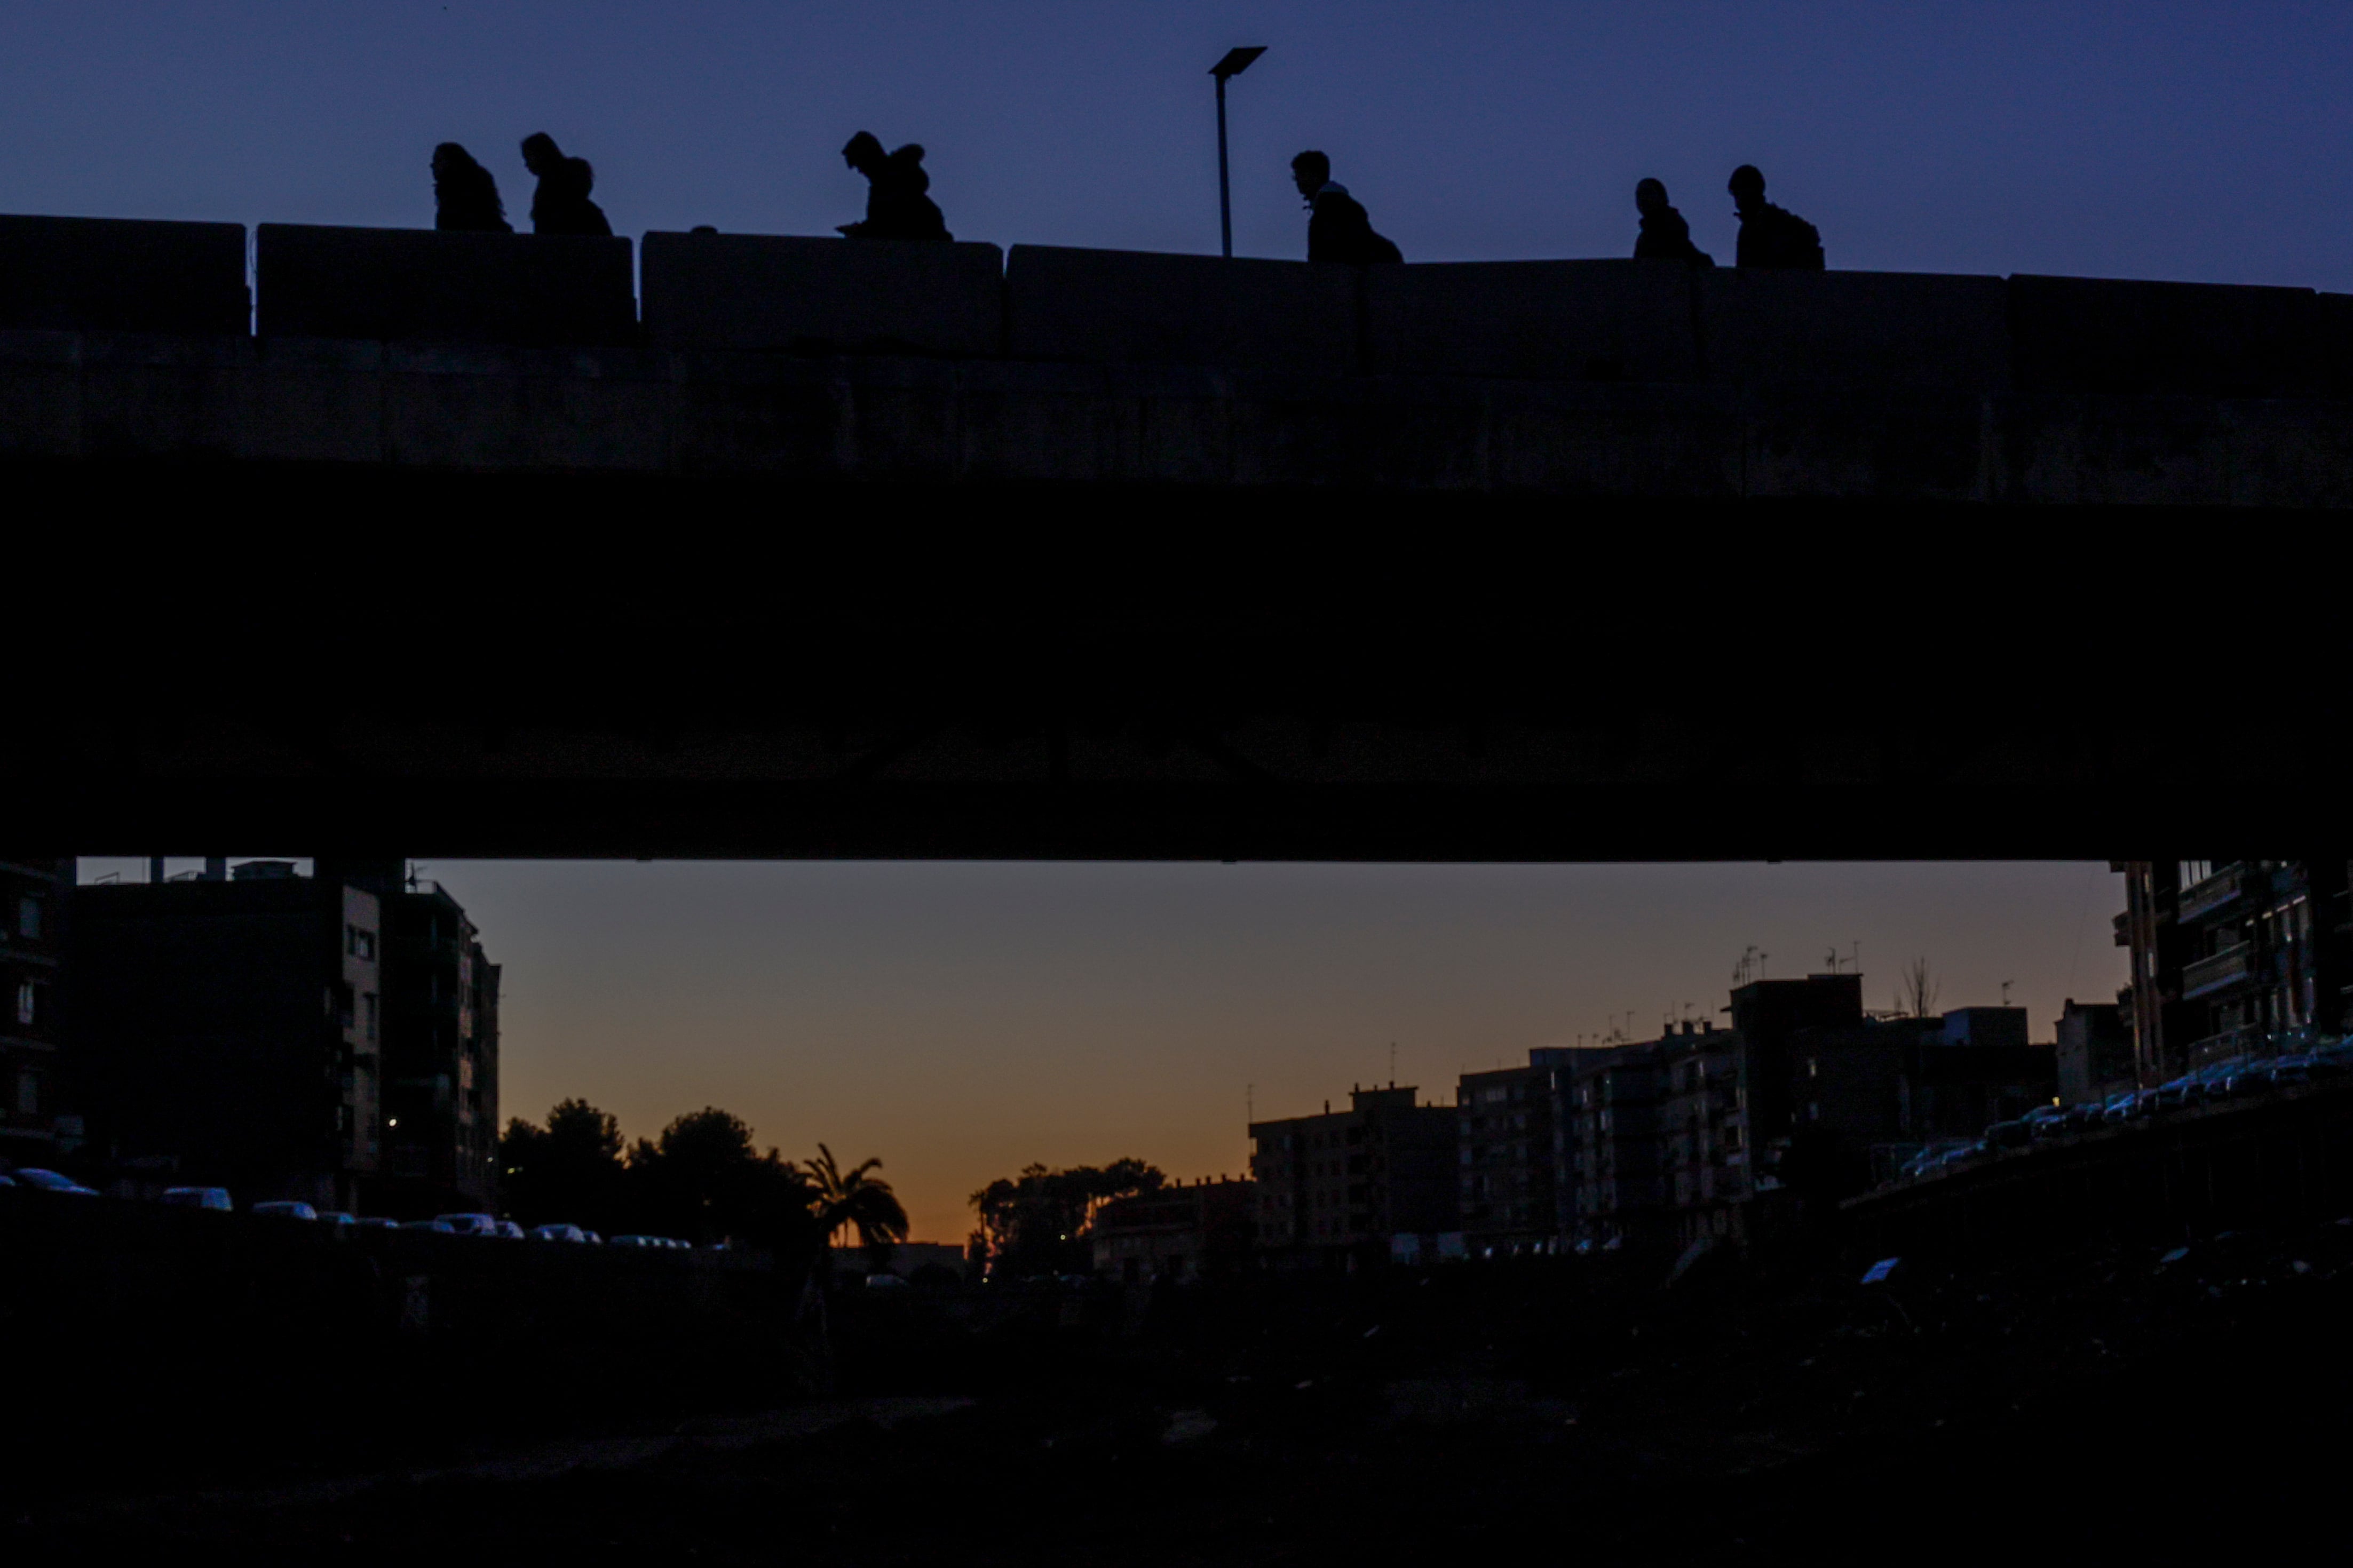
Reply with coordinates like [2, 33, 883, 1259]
[2205, 1059, 2267, 1100]
[865, 1272, 910, 1290]
[316, 1211, 358, 1227]
[0, 1173, 13, 1187]
[2305, 1041, 2353, 1076]
[161, 1186, 234, 1211]
[252, 1200, 318, 1220]
[609, 1234, 660, 1248]
[435, 1213, 501, 1237]
[2150, 1074, 2198, 1113]
[400, 1218, 456, 1233]
[2262, 1055, 2314, 1088]
[530, 1223, 593, 1244]
[355, 1216, 401, 1230]
[1985, 1119, 2032, 1150]
[2022, 1104, 2069, 1140]
[12, 1168, 99, 1196]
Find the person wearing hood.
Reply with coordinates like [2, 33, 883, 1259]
[1631, 178, 1712, 267]
[1728, 165, 1824, 270]
[520, 132, 612, 237]
[1290, 150, 1401, 264]
[431, 143, 510, 233]
[837, 132, 953, 241]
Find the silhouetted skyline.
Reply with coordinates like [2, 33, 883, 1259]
[82, 859, 2126, 1242]
[4, 3, 2350, 287]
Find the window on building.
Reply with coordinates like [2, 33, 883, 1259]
[17, 896, 41, 940]
[14, 1069, 39, 1116]
[363, 992, 378, 1041]
[2178, 861, 2215, 888]
[347, 925, 376, 960]
[14, 981, 36, 1027]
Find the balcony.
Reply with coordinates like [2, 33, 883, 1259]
[2182, 942, 2253, 1000]
[2176, 866, 2243, 924]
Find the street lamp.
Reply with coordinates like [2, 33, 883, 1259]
[1210, 46, 1266, 258]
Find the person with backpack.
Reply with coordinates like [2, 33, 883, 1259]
[1727, 165, 1823, 270]
[837, 132, 953, 241]
[1290, 150, 1401, 264]
[1632, 178, 1712, 267]
[520, 132, 611, 236]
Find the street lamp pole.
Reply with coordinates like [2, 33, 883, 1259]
[1210, 47, 1266, 258]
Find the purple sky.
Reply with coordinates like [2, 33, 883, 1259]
[6, 2, 2350, 286]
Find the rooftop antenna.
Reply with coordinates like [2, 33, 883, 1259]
[2001, 980, 2014, 1006]
[1389, 1041, 1397, 1084]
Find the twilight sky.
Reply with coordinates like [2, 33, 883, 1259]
[5, 2, 2351, 288]
[90, 859, 2128, 1243]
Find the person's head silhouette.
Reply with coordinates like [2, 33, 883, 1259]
[1291, 150, 1332, 203]
[432, 143, 477, 181]
[843, 131, 886, 176]
[521, 133, 571, 181]
[1636, 178, 1670, 217]
[1728, 164, 1768, 216]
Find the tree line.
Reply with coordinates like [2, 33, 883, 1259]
[968, 1157, 1166, 1278]
[498, 1100, 906, 1263]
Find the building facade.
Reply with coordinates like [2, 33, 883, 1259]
[2114, 861, 2351, 1083]
[1657, 1021, 1747, 1247]
[2055, 998, 2134, 1106]
[1560, 1044, 1667, 1247]
[1, 856, 72, 1164]
[1455, 1063, 1560, 1256]
[69, 858, 498, 1214]
[1249, 1084, 1457, 1267]
[1089, 1176, 1257, 1283]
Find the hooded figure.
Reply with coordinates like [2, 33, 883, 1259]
[1728, 165, 1824, 270]
[1290, 151, 1401, 264]
[837, 132, 953, 241]
[1631, 178, 1712, 267]
[520, 132, 612, 237]
[432, 143, 510, 233]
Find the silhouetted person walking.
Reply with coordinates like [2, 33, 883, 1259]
[837, 132, 952, 241]
[521, 132, 611, 237]
[432, 144, 510, 233]
[1632, 178, 1711, 267]
[1291, 151, 1401, 264]
[1728, 165, 1823, 270]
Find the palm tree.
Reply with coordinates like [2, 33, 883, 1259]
[803, 1144, 910, 1259]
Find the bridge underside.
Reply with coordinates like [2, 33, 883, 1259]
[13, 460, 2341, 861]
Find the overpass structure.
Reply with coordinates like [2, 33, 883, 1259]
[6, 214, 2349, 858]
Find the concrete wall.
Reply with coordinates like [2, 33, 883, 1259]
[256, 224, 636, 346]
[641, 232, 1003, 355]
[1361, 259, 1698, 383]
[10, 327, 2353, 506]
[0, 214, 248, 336]
[1005, 245, 1357, 372]
[2009, 275, 2323, 397]
[1701, 269, 2011, 393]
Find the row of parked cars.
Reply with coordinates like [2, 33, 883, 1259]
[1, 1174, 696, 1248]
[1896, 1037, 2353, 1182]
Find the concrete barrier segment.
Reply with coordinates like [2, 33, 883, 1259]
[1005, 245, 1357, 373]
[1701, 269, 2011, 394]
[0, 214, 248, 336]
[1360, 259, 1700, 384]
[2009, 275, 2323, 397]
[255, 225, 636, 346]
[640, 233, 1004, 356]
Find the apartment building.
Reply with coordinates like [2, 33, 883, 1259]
[1455, 1063, 1560, 1256]
[1249, 1084, 1457, 1268]
[69, 858, 498, 1213]
[2115, 861, 2351, 1082]
[1, 857, 72, 1161]
[1090, 1176, 1257, 1283]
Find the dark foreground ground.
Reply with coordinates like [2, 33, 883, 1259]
[15, 1214, 2353, 1564]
